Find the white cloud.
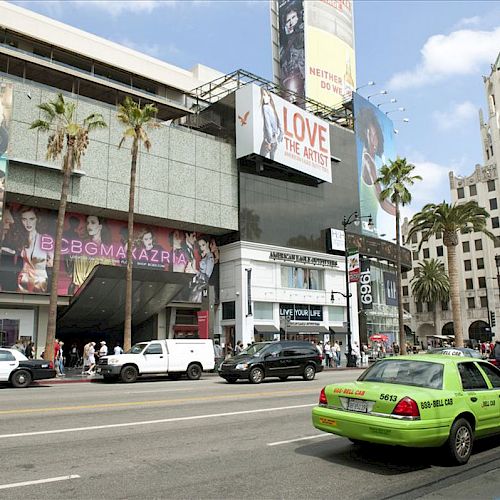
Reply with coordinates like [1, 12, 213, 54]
[454, 16, 481, 29]
[388, 26, 500, 90]
[432, 101, 477, 131]
[399, 158, 451, 222]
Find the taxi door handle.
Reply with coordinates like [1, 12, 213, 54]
[470, 397, 478, 402]
[159, 356, 163, 358]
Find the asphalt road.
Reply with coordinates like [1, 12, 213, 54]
[0, 370, 499, 499]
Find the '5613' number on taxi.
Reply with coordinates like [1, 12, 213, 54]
[380, 393, 397, 402]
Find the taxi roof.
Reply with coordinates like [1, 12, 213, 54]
[379, 354, 484, 365]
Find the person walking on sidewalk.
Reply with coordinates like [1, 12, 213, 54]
[85, 342, 96, 375]
[324, 341, 332, 368]
[114, 343, 124, 355]
[333, 341, 341, 368]
[58, 340, 66, 377]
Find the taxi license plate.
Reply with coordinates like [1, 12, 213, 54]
[347, 399, 368, 413]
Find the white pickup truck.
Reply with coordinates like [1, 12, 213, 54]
[97, 339, 215, 383]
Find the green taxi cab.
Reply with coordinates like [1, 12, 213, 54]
[312, 355, 500, 464]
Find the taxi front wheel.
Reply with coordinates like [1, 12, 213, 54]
[445, 418, 474, 465]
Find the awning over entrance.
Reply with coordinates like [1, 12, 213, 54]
[285, 325, 329, 333]
[57, 265, 193, 335]
[254, 324, 280, 333]
[329, 327, 348, 334]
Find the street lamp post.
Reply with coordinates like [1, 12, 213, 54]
[341, 211, 373, 367]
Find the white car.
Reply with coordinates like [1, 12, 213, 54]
[0, 348, 56, 388]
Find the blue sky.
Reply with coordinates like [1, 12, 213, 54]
[13, 0, 500, 221]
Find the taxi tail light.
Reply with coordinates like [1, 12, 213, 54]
[319, 387, 327, 405]
[393, 397, 420, 418]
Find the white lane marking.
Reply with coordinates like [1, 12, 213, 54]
[0, 404, 315, 439]
[267, 434, 332, 446]
[0, 475, 80, 490]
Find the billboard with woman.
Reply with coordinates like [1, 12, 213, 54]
[0, 203, 219, 302]
[353, 93, 396, 240]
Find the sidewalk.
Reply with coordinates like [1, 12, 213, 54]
[34, 364, 365, 385]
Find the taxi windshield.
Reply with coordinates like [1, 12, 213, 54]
[128, 343, 148, 354]
[358, 360, 444, 390]
[240, 343, 270, 357]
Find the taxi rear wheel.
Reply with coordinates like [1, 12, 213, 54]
[249, 367, 264, 384]
[445, 418, 474, 465]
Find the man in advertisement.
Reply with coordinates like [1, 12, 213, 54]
[278, 0, 305, 101]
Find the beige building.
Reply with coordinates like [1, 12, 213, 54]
[402, 53, 500, 347]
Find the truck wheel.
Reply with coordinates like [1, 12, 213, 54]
[120, 365, 138, 383]
[445, 418, 474, 465]
[249, 366, 264, 384]
[11, 370, 32, 388]
[303, 365, 316, 381]
[186, 363, 202, 380]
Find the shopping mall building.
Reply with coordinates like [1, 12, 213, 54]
[0, 3, 408, 355]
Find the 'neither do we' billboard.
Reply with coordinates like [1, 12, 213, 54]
[235, 84, 332, 183]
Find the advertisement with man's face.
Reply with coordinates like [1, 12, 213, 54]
[0, 203, 219, 303]
[353, 93, 396, 240]
[278, 0, 305, 102]
[236, 84, 331, 183]
[304, 0, 356, 107]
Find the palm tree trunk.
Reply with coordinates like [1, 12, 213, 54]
[395, 202, 406, 355]
[446, 243, 463, 347]
[44, 144, 73, 363]
[124, 136, 138, 352]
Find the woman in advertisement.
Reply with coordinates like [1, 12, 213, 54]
[17, 207, 53, 293]
[133, 227, 165, 269]
[68, 215, 115, 294]
[357, 107, 396, 233]
[188, 236, 215, 303]
[259, 87, 283, 161]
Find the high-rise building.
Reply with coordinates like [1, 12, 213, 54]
[402, 53, 500, 348]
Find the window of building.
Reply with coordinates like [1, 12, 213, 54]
[253, 302, 273, 320]
[402, 286, 408, 296]
[436, 246, 443, 257]
[436, 232, 442, 239]
[495, 237, 500, 248]
[475, 239, 483, 251]
[487, 149, 491, 160]
[416, 301, 423, 313]
[469, 184, 477, 196]
[467, 297, 475, 309]
[411, 233, 418, 244]
[441, 301, 449, 311]
[403, 303, 410, 313]
[402, 271, 407, 279]
[464, 260, 472, 271]
[281, 266, 322, 290]
[493, 217, 500, 229]
[457, 187, 465, 199]
[466, 278, 473, 290]
[328, 306, 344, 322]
[488, 179, 496, 192]
[478, 276, 486, 288]
[423, 248, 430, 259]
[412, 251, 419, 261]
[490, 198, 498, 210]
[477, 257, 484, 270]
[462, 241, 470, 252]
[480, 296, 488, 308]
[222, 301, 236, 320]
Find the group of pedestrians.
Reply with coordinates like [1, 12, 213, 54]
[11, 339, 36, 359]
[81, 341, 123, 376]
[316, 340, 342, 368]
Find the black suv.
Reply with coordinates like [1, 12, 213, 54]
[218, 341, 323, 384]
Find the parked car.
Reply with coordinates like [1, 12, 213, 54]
[97, 339, 215, 383]
[312, 355, 500, 465]
[218, 340, 323, 384]
[0, 348, 56, 388]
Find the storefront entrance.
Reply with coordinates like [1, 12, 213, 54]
[0, 309, 35, 347]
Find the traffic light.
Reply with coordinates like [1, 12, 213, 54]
[490, 311, 496, 327]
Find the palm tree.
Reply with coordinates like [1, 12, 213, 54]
[408, 201, 494, 347]
[411, 259, 450, 336]
[376, 158, 422, 355]
[30, 94, 106, 363]
[117, 97, 158, 351]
